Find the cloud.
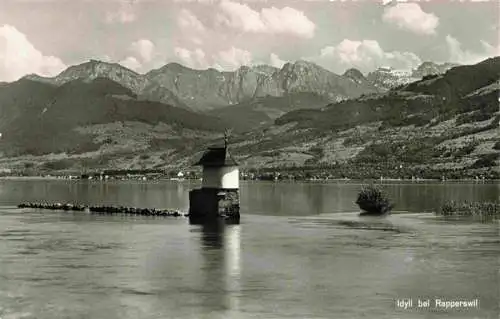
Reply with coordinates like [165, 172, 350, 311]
[95, 55, 113, 63]
[174, 47, 208, 69]
[213, 47, 253, 70]
[382, 3, 439, 35]
[308, 39, 422, 73]
[191, 37, 203, 45]
[130, 39, 155, 63]
[106, 11, 136, 24]
[175, 9, 207, 50]
[178, 9, 206, 32]
[119, 56, 142, 71]
[446, 35, 500, 64]
[0, 24, 66, 82]
[105, 1, 136, 24]
[269, 53, 287, 68]
[173, 46, 253, 71]
[216, 0, 315, 38]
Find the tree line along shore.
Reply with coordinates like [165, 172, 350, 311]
[0, 164, 498, 182]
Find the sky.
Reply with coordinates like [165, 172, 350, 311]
[0, 0, 499, 81]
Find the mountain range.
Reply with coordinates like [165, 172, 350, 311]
[0, 77, 225, 162]
[0, 57, 497, 177]
[366, 62, 460, 91]
[24, 59, 458, 130]
[26, 59, 382, 112]
[225, 57, 499, 177]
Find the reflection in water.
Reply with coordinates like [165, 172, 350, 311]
[307, 184, 324, 214]
[1, 179, 497, 215]
[199, 222, 241, 313]
[225, 225, 241, 312]
[0, 180, 498, 318]
[201, 222, 225, 249]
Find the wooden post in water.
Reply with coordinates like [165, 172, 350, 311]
[189, 131, 240, 224]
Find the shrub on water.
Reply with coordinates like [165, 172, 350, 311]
[356, 184, 393, 215]
[439, 200, 500, 217]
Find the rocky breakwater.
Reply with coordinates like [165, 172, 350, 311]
[17, 202, 187, 217]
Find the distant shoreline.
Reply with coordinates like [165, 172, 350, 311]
[0, 176, 61, 180]
[0, 175, 498, 184]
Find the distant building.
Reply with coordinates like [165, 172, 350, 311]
[0, 168, 12, 174]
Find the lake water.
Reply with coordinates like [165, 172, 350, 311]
[0, 179, 498, 319]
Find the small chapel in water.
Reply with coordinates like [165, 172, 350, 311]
[188, 132, 240, 224]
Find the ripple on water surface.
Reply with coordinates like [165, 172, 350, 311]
[0, 180, 498, 319]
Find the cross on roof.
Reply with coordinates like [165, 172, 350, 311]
[193, 129, 237, 167]
[224, 129, 232, 149]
